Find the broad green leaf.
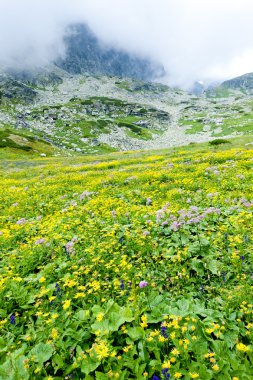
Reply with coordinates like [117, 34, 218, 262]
[127, 327, 145, 340]
[76, 309, 90, 321]
[29, 343, 53, 365]
[81, 357, 100, 375]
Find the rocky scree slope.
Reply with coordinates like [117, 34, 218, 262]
[0, 70, 253, 156]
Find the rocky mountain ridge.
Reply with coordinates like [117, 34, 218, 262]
[220, 72, 253, 92]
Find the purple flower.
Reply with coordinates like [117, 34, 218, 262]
[156, 209, 165, 223]
[65, 237, 77, 255]
[161, 323, 168, 338]
[120, 280, 125, 289]
[240, 255, 245, 261]
[55, 283, 62, 297]
[171, 221, 183, 231]
[80, 190, 94, 200]
[139, 280, 148, 288]
[111, 210, 117, 218]
[35, 238, 46, 245]
[152, 376, 160, 380]
[10, 314, 16, 325]
[16, 218, 27, 225]
[162, 368, 171, 378]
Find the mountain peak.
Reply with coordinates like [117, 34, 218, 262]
[56, 23, 165, 81]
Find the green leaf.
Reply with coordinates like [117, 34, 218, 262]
[207, 259, 220, 274]
[0, 360, 13, 380]
[52, 354, 64, 372]
[81, 357, 100, 375]
[138, 341, 149, 362]
[127, 327, 145, 340]
[95, 372, 109, 379]
[0, 337, 6, 350]
[190, 259, 204, 274]
[29, 343, 53, 365]
[0, 356, 29, 380]
[76, 309, 90, 321]
[176, 299, 190, 315]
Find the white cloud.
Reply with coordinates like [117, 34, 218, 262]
[0, 0, 253, 87]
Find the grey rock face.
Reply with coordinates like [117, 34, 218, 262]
[56, 24, 165, 81]
[221, 72, 253, 91]
[0, 76, 37, 103]
[8, 70, 63, 88]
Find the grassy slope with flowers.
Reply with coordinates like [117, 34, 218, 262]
[0, 138, 253, 380]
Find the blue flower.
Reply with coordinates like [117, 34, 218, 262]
[10, 314, 16, 325]
[161, 323, 168, 338]
[120, 279, 125, 289]
[162, 368, 171, 378]
[55, 283, 62, 297]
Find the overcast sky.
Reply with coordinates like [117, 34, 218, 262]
[1, 0, 253, 87]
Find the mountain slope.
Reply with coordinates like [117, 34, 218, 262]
[220, 72, 253, 92]
[56, 24, 164, 81]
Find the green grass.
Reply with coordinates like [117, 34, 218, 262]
[115, 81, 132, 91]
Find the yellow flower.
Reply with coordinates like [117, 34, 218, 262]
[94, 340, 110, 360]
[212, 364, 219, 371]
[50, 328, 58, 340]
[171, 348, 180, 356]
[236, 343, 250, 352]
[64, 279, 77, 288]
[174, 372, 182, 378]
[74, 292, 85, 298]
[190, 373, 199, 378]
[96, 312, 104, 322]
[63, 300, 71, 310]
[140, 315, 148, 328]
[39, 276, 46, 283]
[121, 325, 128, 333]
[232, 377, 239, 380]
[162, 361, 171, 369]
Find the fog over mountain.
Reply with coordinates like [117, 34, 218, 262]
[1, 0, 253, 88]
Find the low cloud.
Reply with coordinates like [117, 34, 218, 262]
[1, 0, 253, 87]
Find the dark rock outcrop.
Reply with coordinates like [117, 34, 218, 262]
[0, 76, 37, 104]
[56, 24, 165, 81]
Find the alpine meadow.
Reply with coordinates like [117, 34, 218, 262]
[0, 1, 253, 379]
